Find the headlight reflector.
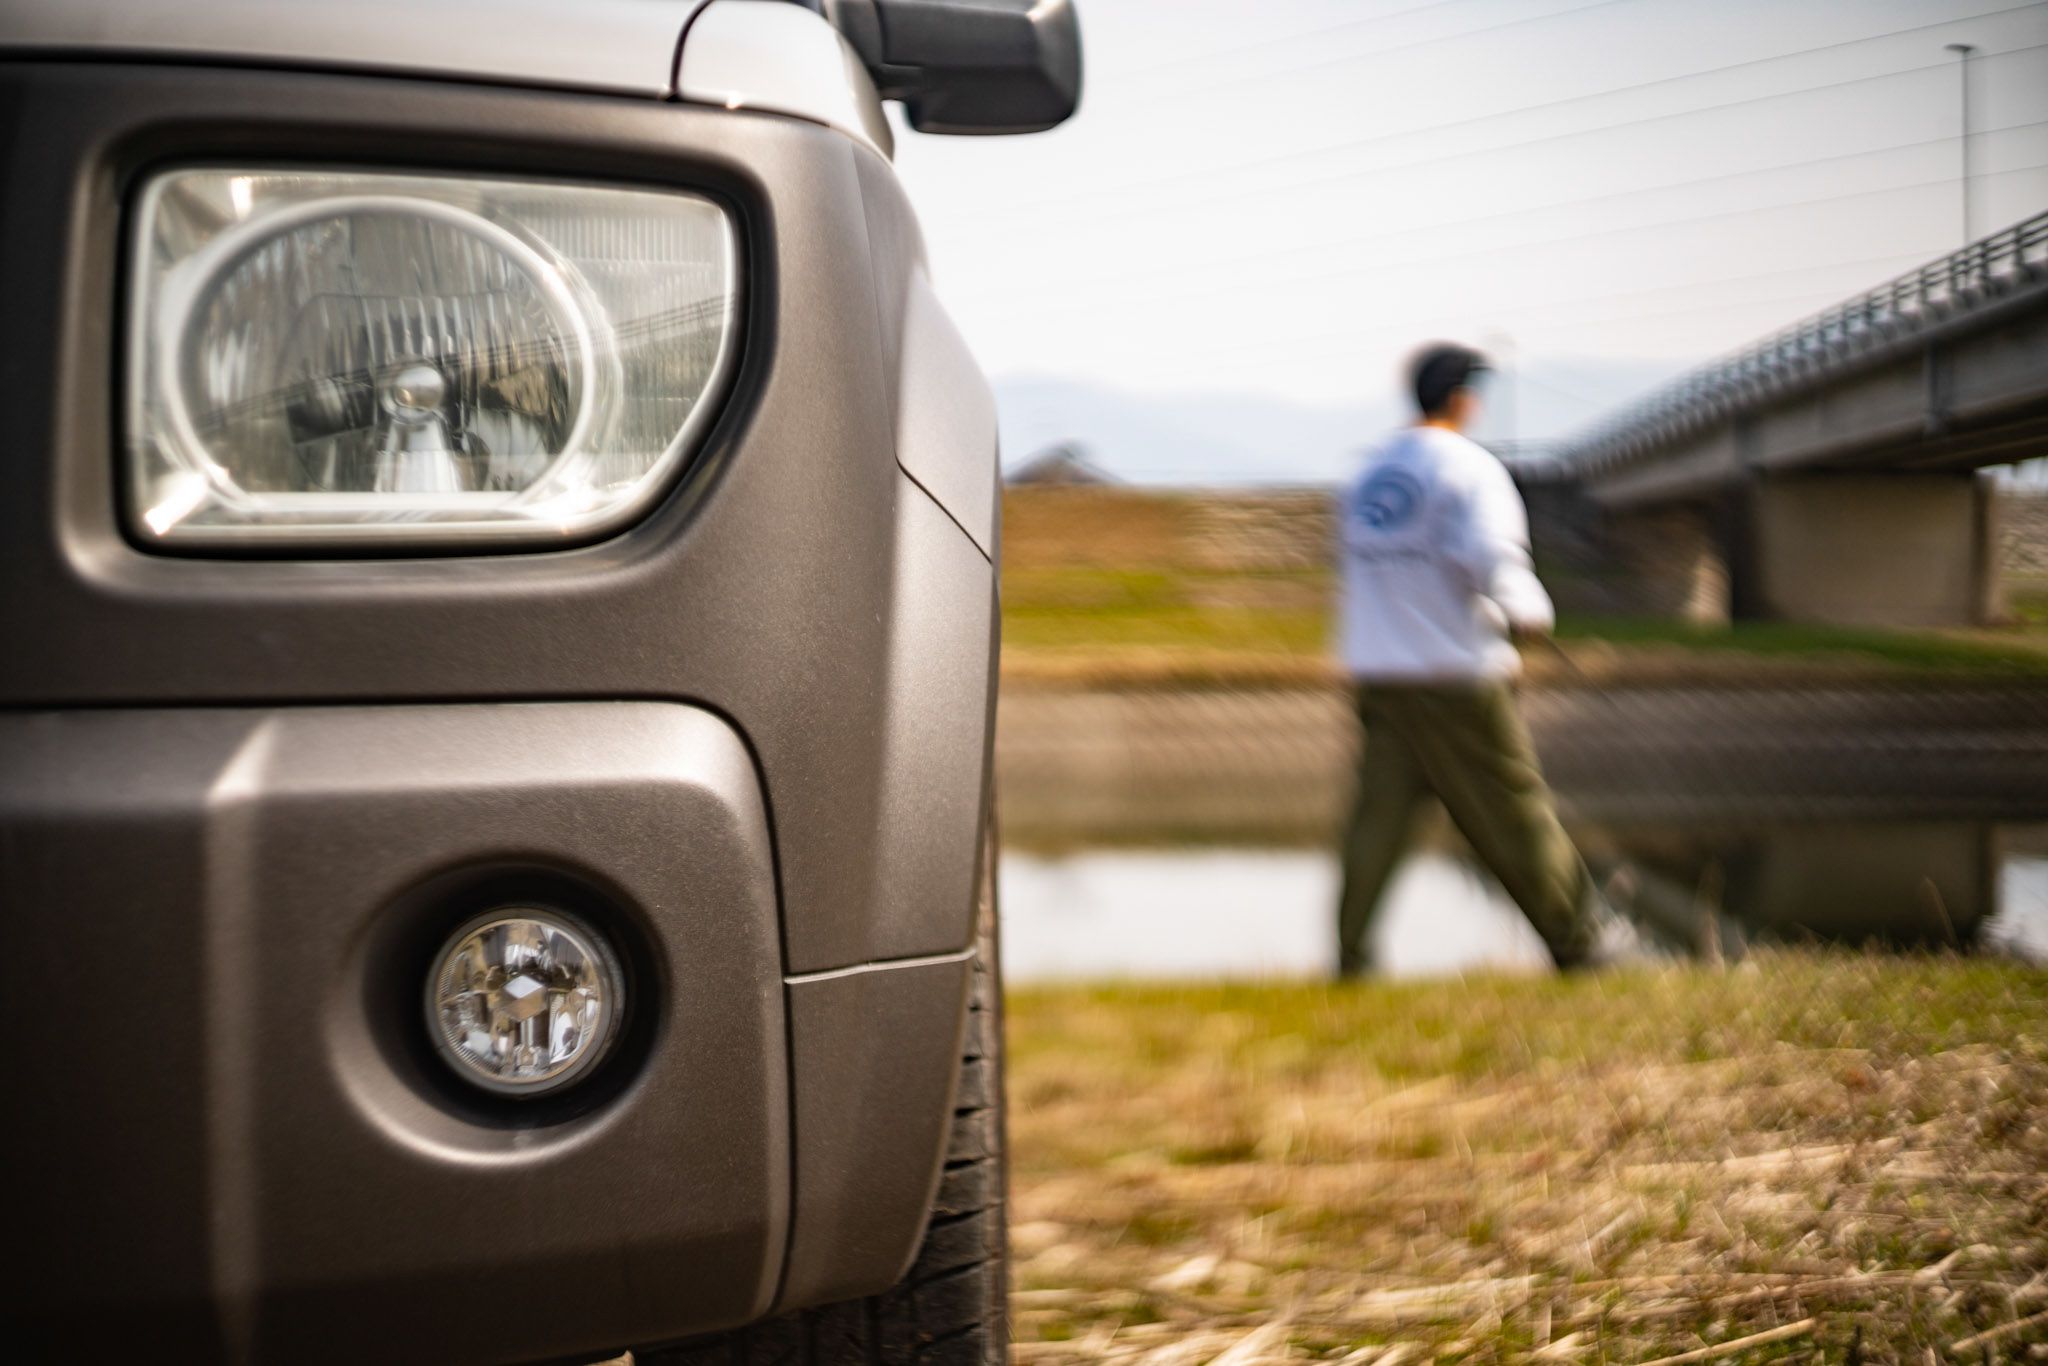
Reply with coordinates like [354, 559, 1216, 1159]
[127, 168, 739, 548]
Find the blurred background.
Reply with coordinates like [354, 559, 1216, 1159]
[886, 2, 2048, 1358]
[879, 0, 2048, 978]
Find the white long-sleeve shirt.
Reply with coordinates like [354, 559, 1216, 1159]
[1336, 426, 1554, 681]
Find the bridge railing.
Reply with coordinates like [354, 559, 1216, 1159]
[1561, 210, 2048, 471]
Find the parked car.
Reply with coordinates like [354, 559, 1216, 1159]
[0, 1, 1079, 1361]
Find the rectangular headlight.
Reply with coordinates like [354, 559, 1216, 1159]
[126, 168, 739, 549]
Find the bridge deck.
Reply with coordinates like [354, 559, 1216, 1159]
[1560, 213, 2048, 506]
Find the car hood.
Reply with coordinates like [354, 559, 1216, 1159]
[0, 0, 712, 98]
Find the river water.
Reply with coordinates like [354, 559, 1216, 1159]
[996, 683, 2048, 979]
[998, 837, 2048, 982]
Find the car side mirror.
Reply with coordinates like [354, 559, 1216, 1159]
[825, 0, 1082, 135]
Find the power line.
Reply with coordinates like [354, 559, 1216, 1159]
[956, 136, 2048, 322]
[1201, 3, 2048, 180]
[979, 41, 2048, 242]
[967, 166, 2047, 382]
[958, 6, 2048, 221]
[1526, 281, 1899, 337]
[1155, 244, 1949, 374]
[1516, 370, 1632, 409]
[1071, 159, 2042, 372]
[1149, 283, 1912, 404]
[1163, 245, 1952, 367]
[948, 117, 2048, 307]
[1279, 153, 2048, 294]
[1117, 0, 1499, 81]
[1130, 0, 1651, 92]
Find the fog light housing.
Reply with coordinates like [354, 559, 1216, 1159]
[426, 908, 624, 1097]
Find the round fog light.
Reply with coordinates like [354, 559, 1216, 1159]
[426, 908, 623, 1097]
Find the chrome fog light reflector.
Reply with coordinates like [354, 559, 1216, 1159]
[127, 168, 739, 548]
[426, 908, 624, 1096]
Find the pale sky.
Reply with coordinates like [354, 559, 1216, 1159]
[888, 0, 2048, 469]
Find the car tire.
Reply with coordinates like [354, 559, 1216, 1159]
[643, 823, 1010, 1366]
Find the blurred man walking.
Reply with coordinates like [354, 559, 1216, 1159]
[1335, 343, 1602, 975]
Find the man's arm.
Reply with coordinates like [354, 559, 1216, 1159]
[1451, 460, 1555, 637]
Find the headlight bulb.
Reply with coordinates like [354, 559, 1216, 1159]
[374, 361, 461, 495]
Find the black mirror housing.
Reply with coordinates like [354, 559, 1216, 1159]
[826, 0, 1082, 135]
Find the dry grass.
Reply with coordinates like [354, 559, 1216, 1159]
[1004, 953, 2048, 1363]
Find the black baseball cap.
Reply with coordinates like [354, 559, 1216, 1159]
[1409, 343, 1490, 416]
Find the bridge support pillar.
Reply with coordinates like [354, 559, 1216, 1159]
[1597, 503, 1731, 623]
[1745, 473, 1998, 627]
[1737, 823, 1993, 946]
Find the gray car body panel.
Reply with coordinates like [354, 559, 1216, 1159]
[0, 703, 789, 1363]
[853, 145, 1001, 554]
[0, 58, 999, 1355]
[780, 951, 976, 1311]
[893, 268, 1001, 555]
[0, 0, 710, 97]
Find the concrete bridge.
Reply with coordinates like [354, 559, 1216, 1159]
[1543, 211, 2048, 626]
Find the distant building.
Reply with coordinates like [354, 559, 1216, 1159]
[1005, 442, 1117, 486]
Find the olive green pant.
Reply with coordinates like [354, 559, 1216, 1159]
[1336, 680, 1595, 973]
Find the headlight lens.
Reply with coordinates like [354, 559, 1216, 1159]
[127, 168, 739, 548]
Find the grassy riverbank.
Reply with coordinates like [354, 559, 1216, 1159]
[1005, 953, 2048, 1362]
[999, 489, 2048, 687]
[1001, 559, 2048, 686]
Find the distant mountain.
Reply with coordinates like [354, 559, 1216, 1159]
[993, 355, 1694, 487]
[994, 375, 1388, 488]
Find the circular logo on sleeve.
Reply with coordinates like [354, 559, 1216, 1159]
[1353, 467, 1425, 530]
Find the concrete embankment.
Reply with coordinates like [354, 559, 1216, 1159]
[997, 677, 2048, 946]
[996, 678, 2048, 848]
